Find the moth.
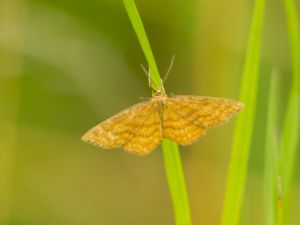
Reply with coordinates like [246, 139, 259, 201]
[82, 87, 244, 155]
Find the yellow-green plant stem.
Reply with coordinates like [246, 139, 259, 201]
[277, 176, 283, 225]
[280, 0, 300, 216]
[123, 0, 191, 224]
[162, 140, 192, 225]
[123, 0, 161, 90]
[264, 71, 279, 225]
[220, 0, 266, 224]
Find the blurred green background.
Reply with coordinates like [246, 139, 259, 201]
[0, 0, 299, 224]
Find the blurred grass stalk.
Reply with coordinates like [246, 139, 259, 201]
[220, 0, 265, 224]
[0, 0, 23, 224]
[264, 71, 280, 225]
[280, 0, 300, 220]
[123, 0, 191, 225]
[264, 0, 299, 223]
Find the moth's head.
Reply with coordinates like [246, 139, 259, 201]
[153, 87, 166, 97]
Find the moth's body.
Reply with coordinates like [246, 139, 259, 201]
[82, 88, 244, 155]
[152, 90, 167, 123]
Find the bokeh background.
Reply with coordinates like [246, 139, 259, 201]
[0, 0, 299, 224]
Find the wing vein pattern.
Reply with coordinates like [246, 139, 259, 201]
[82, 99, 163, 155]
[162, 96, 243, 145]
[82, 94, 244, 155]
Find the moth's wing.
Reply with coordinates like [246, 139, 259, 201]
[163, 99, 207, 145]
[163, 95, 244, 145]
[168, 95, 244, 127]
[82, 100, 152, 149]
[82, 99, 163, 155]
[122, 100, 163, 155]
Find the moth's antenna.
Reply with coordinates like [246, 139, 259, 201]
[163, 54, 175, 83]
[140, 64, 165, 93]
[140, 64, 151, 87]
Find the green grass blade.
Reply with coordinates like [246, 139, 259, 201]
[162, 140, 192, 225]
[123, 1, 191, 224]
[264, 71, 279, 225]
[277, 176, 283, 225]
[123, 0, 162, 90]
[220, 0, 266, 224]
[281, 0, 300, 213]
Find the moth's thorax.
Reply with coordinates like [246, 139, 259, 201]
[152, 91, 167, 104]
[152, 91, 167, 121]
